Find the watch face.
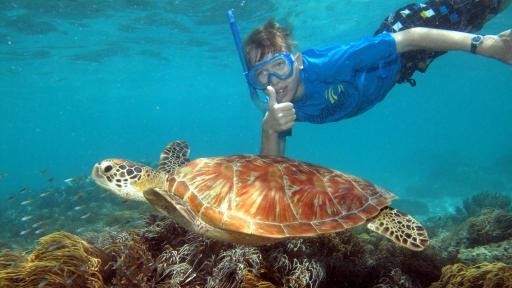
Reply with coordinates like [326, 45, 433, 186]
[472, 35, 483, 45]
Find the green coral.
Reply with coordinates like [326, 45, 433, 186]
[465, 209, 512, 247]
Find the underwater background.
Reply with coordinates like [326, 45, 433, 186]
[0, 0, 511, 287]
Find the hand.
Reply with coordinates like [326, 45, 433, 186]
[481, 29, 512, 64]
[262, 86, 296, 134]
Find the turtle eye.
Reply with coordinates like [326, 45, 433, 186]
[103, 165, 113, 173]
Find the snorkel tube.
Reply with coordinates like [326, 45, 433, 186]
[227, 9, 267, 113]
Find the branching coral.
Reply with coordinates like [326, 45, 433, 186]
[285, 258, 324, 288]
[0, 232, 108, 288]
[429, 262, 512, 288]
[206, 246, 263, 288]
[154, 233, 213, 287]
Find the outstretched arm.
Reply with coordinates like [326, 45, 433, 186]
[392, 27, 512, 64]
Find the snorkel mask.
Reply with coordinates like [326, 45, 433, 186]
[246, 53, 295, 90]
[227, 9, 267, 112]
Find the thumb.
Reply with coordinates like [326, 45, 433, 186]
[498, 29, 511, 39]
[265, 86, 277, 106]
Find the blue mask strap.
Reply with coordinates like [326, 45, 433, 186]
[227, 9, 267, 113]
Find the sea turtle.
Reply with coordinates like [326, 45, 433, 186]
[91, 140, 429, 251]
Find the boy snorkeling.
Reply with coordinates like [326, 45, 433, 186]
[240, 0, 511, 156]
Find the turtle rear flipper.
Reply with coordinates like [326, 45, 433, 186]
[367, 207, 429, 251]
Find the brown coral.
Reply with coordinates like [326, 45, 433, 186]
[429, 262, 512, 288]
[0, 232, 108, 288]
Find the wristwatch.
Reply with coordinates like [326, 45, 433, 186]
[470, 35, 484, 54]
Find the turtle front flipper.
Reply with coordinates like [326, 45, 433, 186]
[143, 188, 199, 232]
[367, 207, 429, 251]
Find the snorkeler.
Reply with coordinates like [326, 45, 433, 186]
[234, 0, 511, 156]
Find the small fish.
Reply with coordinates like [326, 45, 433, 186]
[75, 227, 86, 233]
[18, 188, 28, 194]
[39, 191, 51, 197]
[47, 178, 54, 184]
[73, 205, 84, 210]
[8, 195, 16, 201]
[80, 213, 91, 219]
[20, 199, 32, 206]
[64, 177, 75, 185]
[20, 228, 32, 235]
[21, 215, 33, 221]
[32, 221, 45, 228]
[35, 228, 46, 234]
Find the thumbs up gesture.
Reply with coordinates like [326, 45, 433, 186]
[262, 86, 296, 134]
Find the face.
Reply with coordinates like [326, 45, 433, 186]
[91, 159, 147, 201]
[249, 52, 303, 103]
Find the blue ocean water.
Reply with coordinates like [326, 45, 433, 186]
[0, 0, 511, 246]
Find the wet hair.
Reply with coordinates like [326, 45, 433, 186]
[244, 20, 295, 66]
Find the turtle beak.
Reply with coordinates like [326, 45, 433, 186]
[92, 163, 100, 179]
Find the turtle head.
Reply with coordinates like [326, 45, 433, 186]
[91, 159, 166, 202]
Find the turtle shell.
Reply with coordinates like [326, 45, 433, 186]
[167, 155, 396, 238]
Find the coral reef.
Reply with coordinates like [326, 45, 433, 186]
[428, 262, 512, 288]
[0, 217, 447, 288]
[424, 192, 512, 266]
[1, 189, 511, 287]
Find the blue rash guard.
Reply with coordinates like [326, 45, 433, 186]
[293, 32, 401, 124]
